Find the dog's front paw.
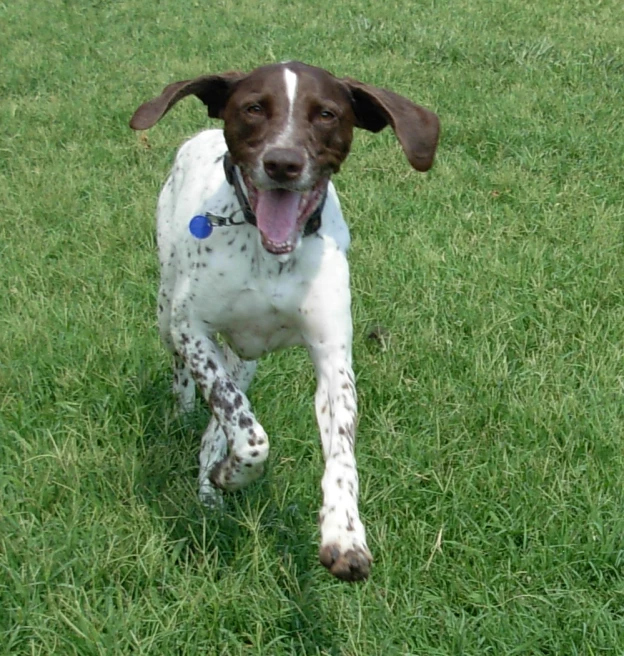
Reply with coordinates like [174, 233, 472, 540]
[208, 424, 269, 491]
[319, 543, 372, 581]
[198, 480, 224, 509]
[209, 455, 265, 491]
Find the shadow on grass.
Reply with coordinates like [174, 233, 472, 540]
[131, 371, 344, 655]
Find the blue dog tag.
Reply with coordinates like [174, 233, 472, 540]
[189, 215, 213, 239]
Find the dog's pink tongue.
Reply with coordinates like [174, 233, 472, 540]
[255, 189, 301, 247]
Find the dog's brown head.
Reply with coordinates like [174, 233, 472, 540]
[131, 62, 439, 254]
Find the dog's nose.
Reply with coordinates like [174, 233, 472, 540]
[263, 148, 305, 182]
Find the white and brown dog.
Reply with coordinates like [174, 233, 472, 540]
[130, 61, 439, 581]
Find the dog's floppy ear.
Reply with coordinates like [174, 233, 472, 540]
[129, 71, 246, 130]
[341, 78, 440, 172]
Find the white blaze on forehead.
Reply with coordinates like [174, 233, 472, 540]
[284, 67, 298, 111]
[272, 67, 298, 147]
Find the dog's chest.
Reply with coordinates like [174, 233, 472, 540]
[188, 231, 312, 359]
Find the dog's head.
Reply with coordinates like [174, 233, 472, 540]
[131, 62, 439, 254]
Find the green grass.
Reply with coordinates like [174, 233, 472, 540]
[2, 0, 624, 653]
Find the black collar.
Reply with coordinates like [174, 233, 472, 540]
[223, 152, 324, 237]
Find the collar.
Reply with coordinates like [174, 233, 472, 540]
[223, 152, 325, 237]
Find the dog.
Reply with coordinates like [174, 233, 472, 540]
[130, 61, 439, 581]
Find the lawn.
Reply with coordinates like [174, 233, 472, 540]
[1, 0, 624, 653]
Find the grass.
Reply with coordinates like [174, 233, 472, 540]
[1, 0, 624, 653]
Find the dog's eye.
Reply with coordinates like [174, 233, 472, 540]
[245, 103, 264, 116]
[319, 109, 337, 121]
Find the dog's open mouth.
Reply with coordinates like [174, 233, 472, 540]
[243, 176, 328, 254]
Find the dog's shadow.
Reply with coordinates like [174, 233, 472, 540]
[131, 366, 343, 654]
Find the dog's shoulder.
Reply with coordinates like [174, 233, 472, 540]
[158, 130, 233, 233]
[172, 129, 228, 189]
[176, 128, 227, 161]
[316, 184, 350, 255]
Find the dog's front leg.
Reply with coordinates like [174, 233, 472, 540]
[171, 321, 268, 500]
[310, 345, 372, 582]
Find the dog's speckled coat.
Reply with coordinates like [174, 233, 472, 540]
[131, 62, 439, 581]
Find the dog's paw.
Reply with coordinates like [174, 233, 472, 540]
[210, 456, 265, 491]
[209, 424, 269, 491]
[319, 543, 372, 581]
[198, 481, 224, 508]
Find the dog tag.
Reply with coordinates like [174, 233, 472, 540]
[189, 215, 213, 239]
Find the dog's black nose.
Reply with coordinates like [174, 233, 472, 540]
[263, 148, 305, 182]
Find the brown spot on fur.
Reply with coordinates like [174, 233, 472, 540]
[239, 415, 253, 429]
